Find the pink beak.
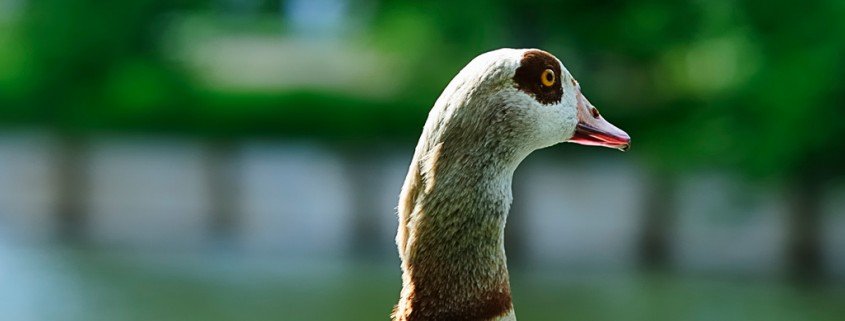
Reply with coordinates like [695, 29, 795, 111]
[567, 91, 631, 151]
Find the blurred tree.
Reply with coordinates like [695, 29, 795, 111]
[625, 0, 845, 281]
[7, 0, 204, 240]
[506, 0, 845, 279]
[506, 0, 707, 271]
[733, 0, 845, 283]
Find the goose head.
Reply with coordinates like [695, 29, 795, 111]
[421, 48, 630, 170]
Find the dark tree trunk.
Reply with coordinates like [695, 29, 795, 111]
[344, 145, 389, 260]
[56, 134, 87, 242]
[638, 170, 677, 271]
[206, 140, 238, 248]
[786, 173, 825, 284]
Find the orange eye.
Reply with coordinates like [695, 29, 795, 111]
[540, 69, 555, 87]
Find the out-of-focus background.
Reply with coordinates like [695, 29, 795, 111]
[0, 0, 844, 320]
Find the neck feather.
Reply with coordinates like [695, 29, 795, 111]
[394, 138, 520, 321]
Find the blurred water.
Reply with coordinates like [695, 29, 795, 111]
[822, 185, 845, 278]
[521, 154, 645, 269]
[87, 138, 211, 250]
[237, 141, 352, 256]
[674, 173, 788, 275]
[2, 131, 845, 273]
[0, 131, 844, 320]
[0, 242, 843, 321]
[0, 132, 58, 241]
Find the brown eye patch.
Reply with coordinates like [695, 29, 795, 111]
[513, 49, 563, 105]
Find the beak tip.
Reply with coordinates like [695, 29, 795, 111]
[619, 136, 631, 152]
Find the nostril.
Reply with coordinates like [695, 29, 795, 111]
[590, 107, 600, 119]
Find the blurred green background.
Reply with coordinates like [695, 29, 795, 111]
[0, 0, 844, 320]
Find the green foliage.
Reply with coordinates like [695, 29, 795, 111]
[0, 0, 842, 178]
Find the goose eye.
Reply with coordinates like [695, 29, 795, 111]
[590, 107, 600, 119]
[540, 69, 555, 87]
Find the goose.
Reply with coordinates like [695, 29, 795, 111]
[392, 48, 630, 321]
